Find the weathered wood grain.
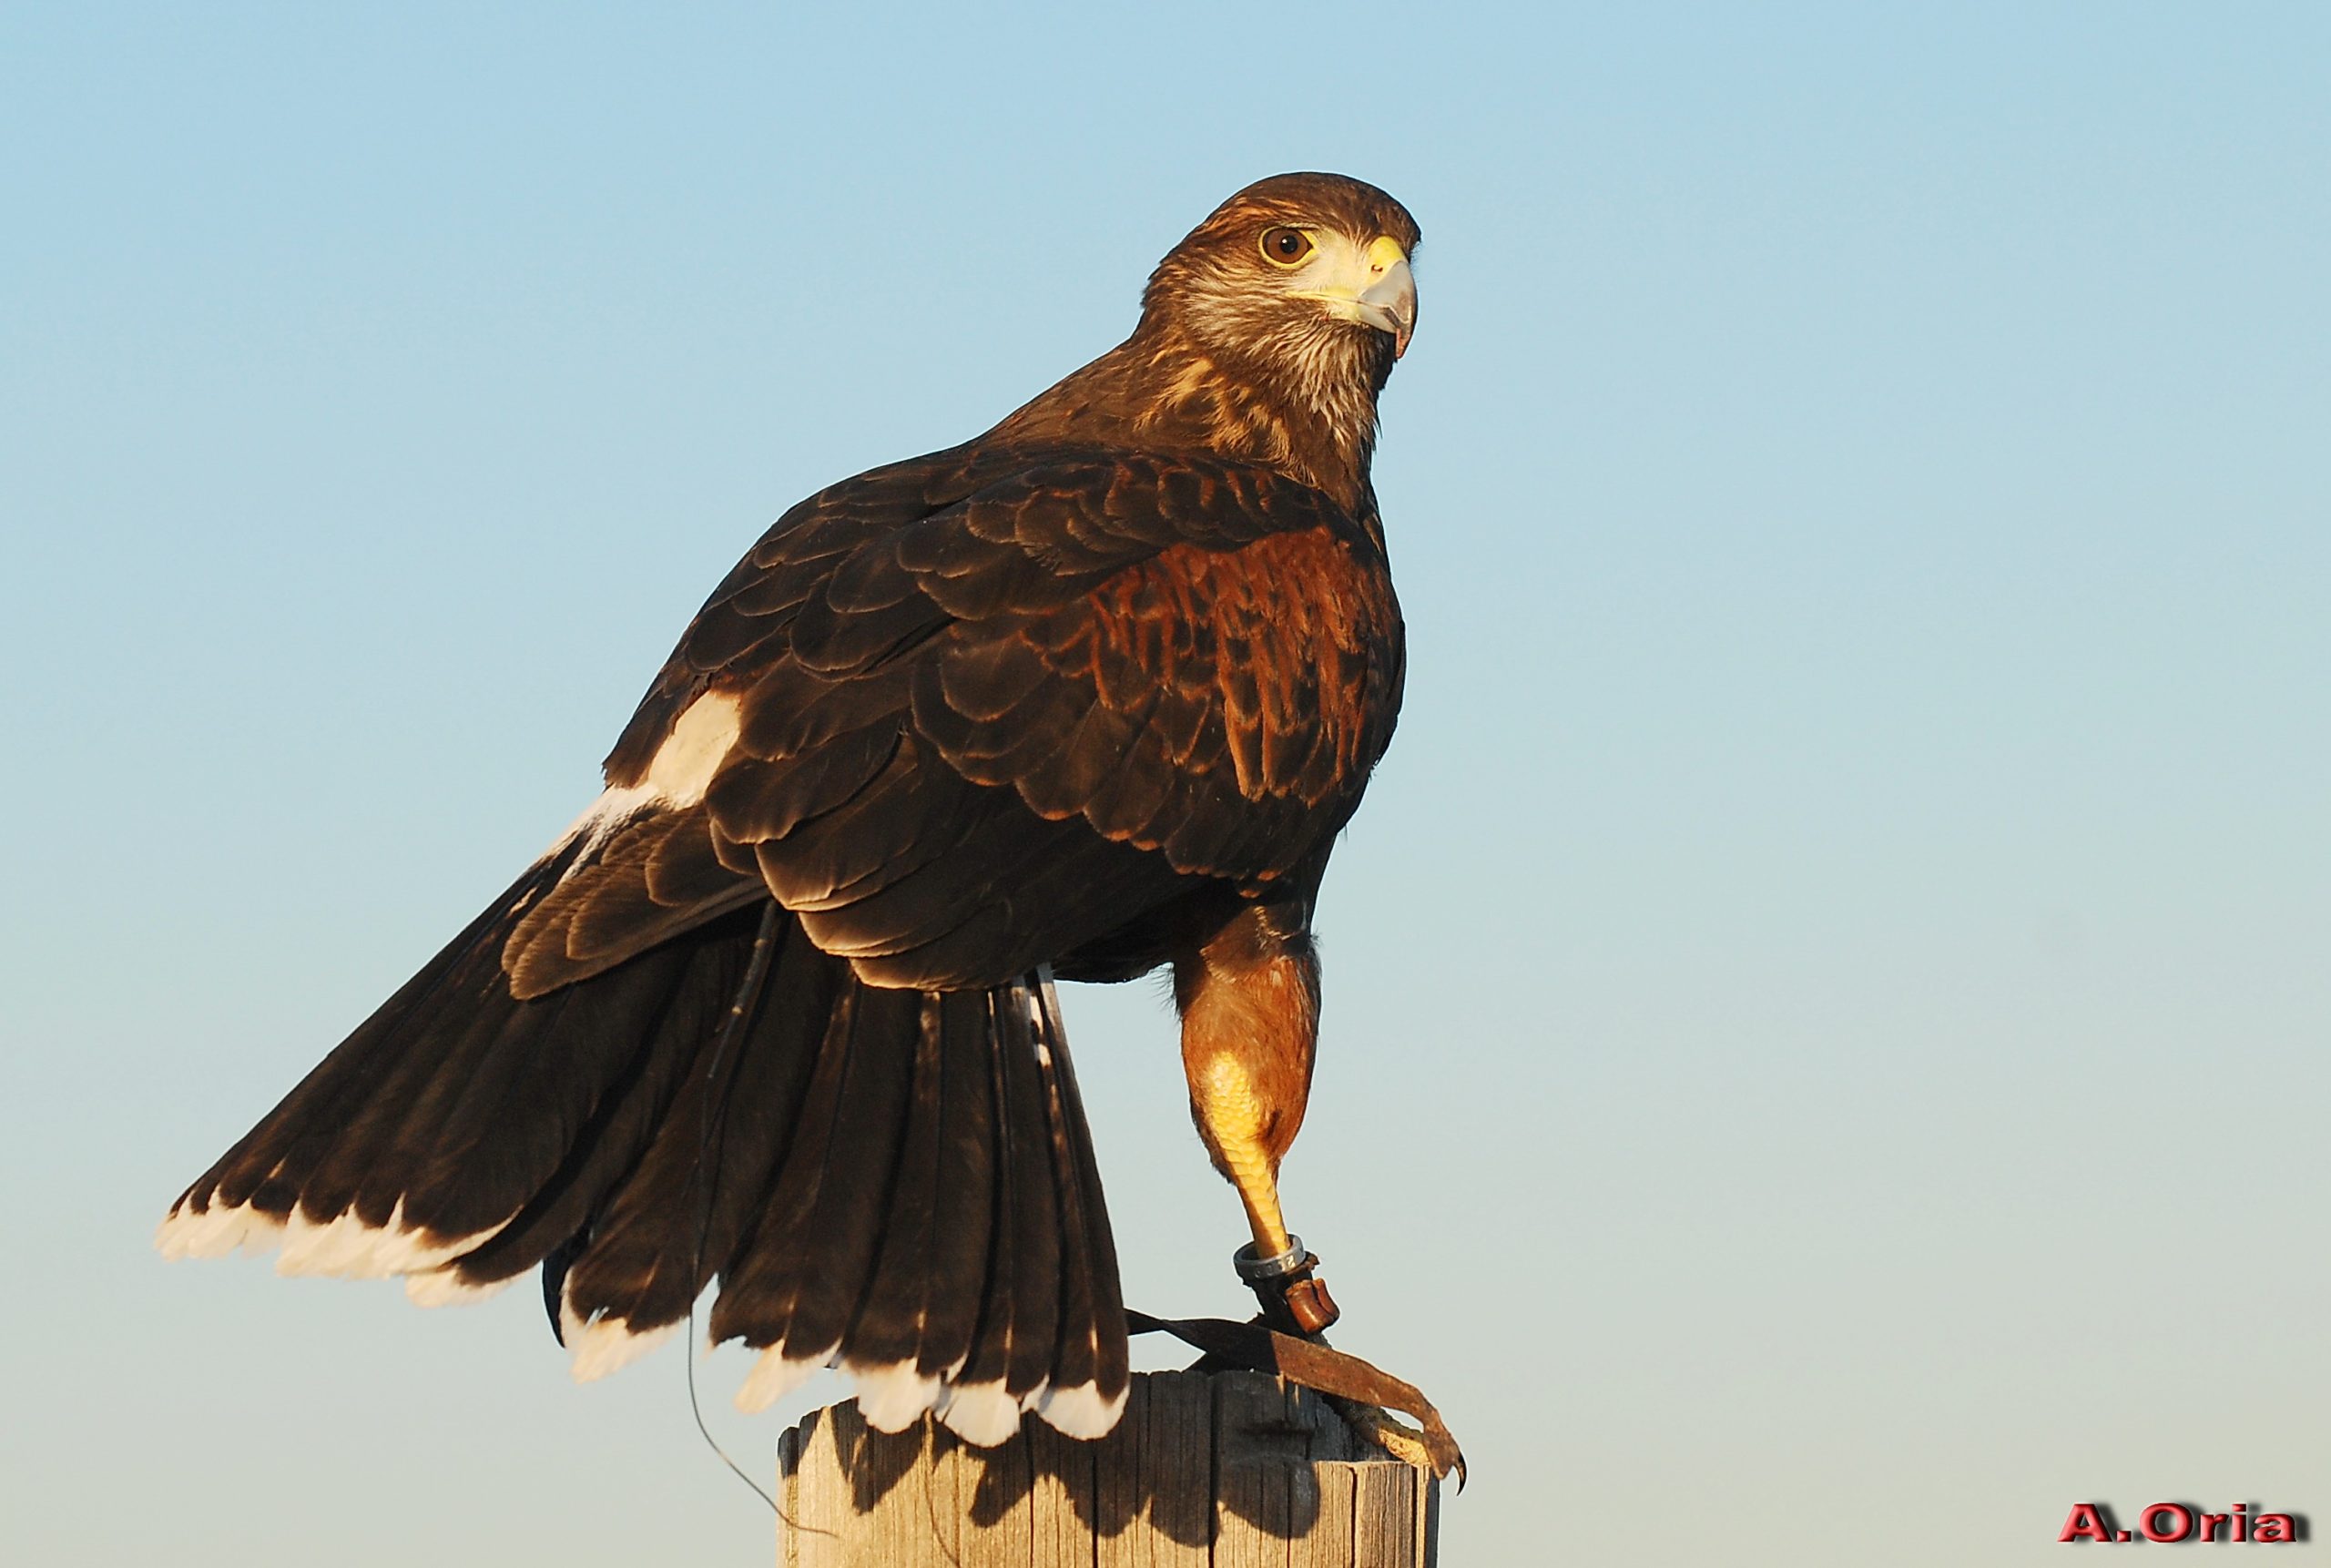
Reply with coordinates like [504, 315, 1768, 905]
[774, 1370, 1436, 1565]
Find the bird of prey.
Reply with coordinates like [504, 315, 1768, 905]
[160, 171, 1420, 1448]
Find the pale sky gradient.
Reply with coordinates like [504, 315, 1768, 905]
[3, 5, 2326, 1564]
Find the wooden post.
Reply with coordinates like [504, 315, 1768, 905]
[777, 1369, 1439, 1566]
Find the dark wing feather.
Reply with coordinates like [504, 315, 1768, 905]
[521, 444, 1402, 996]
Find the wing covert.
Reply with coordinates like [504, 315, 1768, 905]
[521, 446, 1403, 994]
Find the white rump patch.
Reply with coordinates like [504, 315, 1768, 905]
[643, 690, 742, 803]
[548, 689, 744, 872]
[735, 1340, 840, 1413]
[549, 781, 657, 869]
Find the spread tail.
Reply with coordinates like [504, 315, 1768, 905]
[158, 859, 1128, 1442]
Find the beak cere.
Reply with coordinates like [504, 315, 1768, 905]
[1351, 234, 1416, 358]
[1290, 234, 1419, 359]
[1358, 253, 1417, 359]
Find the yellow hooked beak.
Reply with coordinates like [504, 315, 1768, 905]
[1290, 234, 1418, 358]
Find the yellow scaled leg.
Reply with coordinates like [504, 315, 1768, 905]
[1174, 906, 1339, 1334]
[1186, 1045, 1298, 1259]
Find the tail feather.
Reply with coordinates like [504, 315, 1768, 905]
[552, 916, 811, 1349]
[780, 981, 925, 1361]
[195, 914, 487, 1223]
[704, 973, 863, 1355]
[171, 868, 586, 1257]
[158, 866, 1128, 1444]
[421, 937, 727, 1291]
[401, 951, 688, 1237]
[907, 990, 1003, 1381]
[1028, 973, 1128, 1436]
[306, 989, 548, 1237]
[996, 983, 1064, 1403]
[843, 994, 952, 1369]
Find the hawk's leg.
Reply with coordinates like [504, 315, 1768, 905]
[1174, 904, 1340, 1334]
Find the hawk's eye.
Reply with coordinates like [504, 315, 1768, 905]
[1259, 226, 1314, 267]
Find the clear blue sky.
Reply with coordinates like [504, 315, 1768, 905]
[4, 5, 2325, 1563]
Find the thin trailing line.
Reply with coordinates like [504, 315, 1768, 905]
[682, 901, 790, 1520]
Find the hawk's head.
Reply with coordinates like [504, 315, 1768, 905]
[1142, 173, 1420, 412]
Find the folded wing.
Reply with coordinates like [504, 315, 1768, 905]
[507, 446, 1404, 995]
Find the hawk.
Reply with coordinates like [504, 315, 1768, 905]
[160, 172, 1420, 1447]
